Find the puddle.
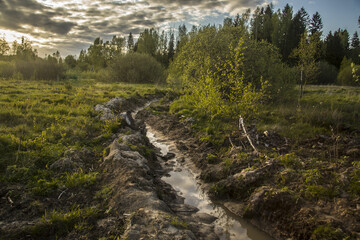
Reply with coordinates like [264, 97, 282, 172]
[146, 126, 273, 240]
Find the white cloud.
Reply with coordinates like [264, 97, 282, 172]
[0, 0, 273, 56]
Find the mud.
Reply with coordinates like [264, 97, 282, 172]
[138, 100, 360, 240]
[1, 94, 359, 240]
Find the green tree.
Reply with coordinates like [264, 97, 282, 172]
[289, 7, 309, 58]
[338, 56, 359, 86]
[77, 49, 89, 71]
[263, 4, 274, 43]
[0, 36, 9, 56]
[351, 32, 360, 49]
[64, 55, 77, 69]
[279, 4, 294, 61]
[168, 30, 175, 62]
[324, 29, 349, 68]
[136, 28, 159, 57]
[13, 37, 37, 60]
[233, 8, 251, 32]
[250, 7, 264, 41]
[157, 30, 168, 66]
[109, 35, 125, 58]
[350, 32, 360, 64]
[87, 37, 106, 70]
[223, 17, 233, 28]
[127, 32, 134, 52]
[292, 31, 321, 97]
[110, 52, 165, 83]
[309, 12, 323, 35]
[177, 24, 188, 51]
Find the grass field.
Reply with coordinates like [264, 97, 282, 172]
[0, 78, 165, 192]
[258, 85, 360, 140]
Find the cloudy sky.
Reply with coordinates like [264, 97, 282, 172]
[0, 0, 359, 57]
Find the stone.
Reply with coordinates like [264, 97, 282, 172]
[193, 212, 217, 224]
[162, 152, 176, 161]
[50, 158, 77, 172]
[104, 97, 124, 110]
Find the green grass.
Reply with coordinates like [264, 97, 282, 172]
[32, 206, 99, 237]
[258, 85, 360, 140]
[0, 78, 166, 189]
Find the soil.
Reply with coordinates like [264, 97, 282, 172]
[138, 100, 360, 240]
[1, 94, 359, 240]
[0, 94, 220, 240]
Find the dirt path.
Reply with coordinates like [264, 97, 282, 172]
[138, 100, 360, 240]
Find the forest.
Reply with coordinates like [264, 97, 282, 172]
[1, 3, 360, 240]
[0, 4, 359, 86]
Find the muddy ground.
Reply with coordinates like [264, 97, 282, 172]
[139, 100, 360, 240]
[0, 95, 219, 240]
[1, 94, 359, 239]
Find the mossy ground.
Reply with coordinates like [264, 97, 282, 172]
[147, 85, 360, 239]
[0, 78, 167, 239]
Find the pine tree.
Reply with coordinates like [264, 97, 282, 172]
[289, 7, 309, 62]
[177, 24, 188, 51]
[168, 31, 175, 61]
[263, 4, 273, 43]
[127, 32, 134, 52]
[0, 36, 9, 56]
[279, 4, 294, 61]
[352, 32, 360, 49]
[309, 12, 323, 35]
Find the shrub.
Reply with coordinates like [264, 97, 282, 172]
[337, 57, 359, 86]
[337, 65, 355, 86]
[110, 52, 166, 83]
[65, 170, 98, 188]
[0, 61, 15, 79]
[278, 152, 302, 169]
[310, 224, 346, 240]
[33, 207, 99, 237]
[316, 61, 338, 84]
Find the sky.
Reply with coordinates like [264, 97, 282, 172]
[0, 0, 359, 57]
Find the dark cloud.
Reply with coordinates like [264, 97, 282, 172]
[0, 0, 270, 56]
[0, 0, 76, 35]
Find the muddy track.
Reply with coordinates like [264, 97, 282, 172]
[2, 94, 359, 239]
[1, 94, 218, 239]
[137, 100, 360, 240]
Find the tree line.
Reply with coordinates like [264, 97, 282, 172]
[0, 3, 359, 86]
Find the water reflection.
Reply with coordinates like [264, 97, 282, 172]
[146, 126, 273, 240]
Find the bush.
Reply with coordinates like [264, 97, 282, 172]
[168, 26, 296, 100]
[0, 61, 15, 79]
[337, 57, 359, 86]
[316, 61, 338, 84]
[337, 65, 356, 86]
[110, 52, 166, 83]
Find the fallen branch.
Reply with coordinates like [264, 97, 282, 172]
[239, 115, 258, 155]
[58, 188, 68, 200]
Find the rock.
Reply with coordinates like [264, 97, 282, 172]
[162, 152, 176, 161]
[122, 132, 147, 146]
[201, 165, 227, 182]
[224, 202, 246, 217]
[169, 204, 199, 214]
[346, 148, 360, 157]
[123, 229, 141, 240]
[245, 186, 296, 218]
[104, 97, 124, 110]
[193, 212, 217, 224]
[233, 159, 278, 185]
[120, 111, 137, 129]
[94, 104, 116, 121]
[178, 141, 189, 151]
[50, 158, 77, 172]
[109, 139, 131, 152]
